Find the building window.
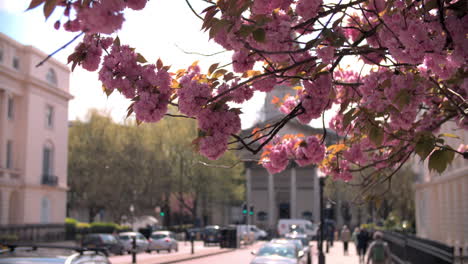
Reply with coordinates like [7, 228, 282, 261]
[302, 211, 313, 220]
[42, 144, 53, 176]
[40, 197, 51, 223]
[6, 140, 13, 169]
[7, 96, 13, 120]
[46, 68, 57, 85]
[0, 48, 3, 63]
[45, 105, 54, 128]
[257, 211, 267, 221]
[12, 56, 19, 70]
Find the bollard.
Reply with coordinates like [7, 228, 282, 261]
[132, 236, 137, 264]
[191, 232, 195, 255]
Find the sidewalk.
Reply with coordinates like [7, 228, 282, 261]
[310, 241, 360, 264]
[110, 245, 236, 264]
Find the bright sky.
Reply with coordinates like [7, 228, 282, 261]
[0, 0, 333, 129]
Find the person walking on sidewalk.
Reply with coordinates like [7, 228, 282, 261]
[357, 228, 370, 263]
[366, 231, 391, 264]
[341, 225, 351, 255]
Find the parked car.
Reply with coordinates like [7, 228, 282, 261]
[118, 232, 149, 253]
[285, 232, 310, 248]
[277, 219, 318, 240]
[0, 244, 111, 264]
[250, 242, 306, 264]
[203, 225, 221, 246]
[273, 237, 311, 264]
[250, 225, 268, 240]
[148, 231, 178, 253]
[81, 233, 125, 255]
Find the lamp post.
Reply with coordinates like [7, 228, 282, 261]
[129, 204, 135, 231]
[318, 171, 326, 264]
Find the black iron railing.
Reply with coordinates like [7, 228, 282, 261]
[0, 223, 65, 242]
[383, 231, 455, 264]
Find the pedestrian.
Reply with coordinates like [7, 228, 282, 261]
[341, 225, 351, 255]
[366, 231, 391, 264]
[357, 228, 370, 263]
[352, 227, 360, 254]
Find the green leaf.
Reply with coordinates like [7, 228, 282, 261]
[428, 148, 455, 173]
[26, 0, 45, 11]
[136, 53, 147, 63]
[114, 36, 121, 47]
[415, 138, 434, 161]
[239, 25, 255, 38]
[252, 28, 266, 43]
[342, 108, 356, 128]
[43, 0, 57, 20]
[208, 63, 219, 76]
[212, 69, 227, 79]
[395, 89, 411, 110]
[369, 125, 384, 146]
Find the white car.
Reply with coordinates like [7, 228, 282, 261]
[277, 219, 318, 240]
[118, 232, 149, 253]
[250, 226, 268, 240]
[148, 231, 178, 253]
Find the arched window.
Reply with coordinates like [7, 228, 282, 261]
[46, 68, 57, 85]
[40, 197, 51, 223]
[42, 141, 54, 176]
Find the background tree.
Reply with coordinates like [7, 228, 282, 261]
[68, 109, 244, 224]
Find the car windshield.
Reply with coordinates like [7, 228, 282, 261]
[119, 235, 130, 240]
[152, 234, 167, 239]
[257, 245, 296, 258]
[289, 225, 305, 233]
[101, 235, 117, 243]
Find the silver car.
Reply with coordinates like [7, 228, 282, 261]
[250, 242, 306, 264]
[148, 231, 178, 253]
[118, 232, 149, 253]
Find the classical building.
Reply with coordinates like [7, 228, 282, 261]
[0, 32, 72, 224]
[242, 86, 340, 232]
[414, 122, 468, 248]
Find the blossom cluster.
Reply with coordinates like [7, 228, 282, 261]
[33, 0, 467, 179]
[262, 135, 325, 174]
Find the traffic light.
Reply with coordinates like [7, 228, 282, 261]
[249, 206, 254, 216]
[242, 203, 248, 215]
[160, 211, 165, 217]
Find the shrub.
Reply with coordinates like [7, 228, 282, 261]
[90, 222, 118, 234]
[65, 218, 78, 240]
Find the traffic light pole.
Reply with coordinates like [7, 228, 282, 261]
[318, 177, 326, 264]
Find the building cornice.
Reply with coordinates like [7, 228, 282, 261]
[414, 166, 468, 189]
[0, 64, 73, 101]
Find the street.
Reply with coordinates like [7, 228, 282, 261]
[107, 240, 362, 264]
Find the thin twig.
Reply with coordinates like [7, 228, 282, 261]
[36, 32, 84, 67]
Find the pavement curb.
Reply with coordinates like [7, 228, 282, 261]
[157, 248, 236, 264]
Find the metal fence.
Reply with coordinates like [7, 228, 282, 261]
[0, 224, 66, 243]
[383, 231, 457, 264]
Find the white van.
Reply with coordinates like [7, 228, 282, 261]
[277, 219, 318, 239]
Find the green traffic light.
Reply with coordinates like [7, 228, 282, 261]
[160, 212, 165, 216]
[249, 211, 254, 215]
[242, 210, 248, 214]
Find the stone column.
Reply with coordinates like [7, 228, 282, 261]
[268, 172, 275, 229]
[290, 165, 297, 219]
[313, 168, 320, 223]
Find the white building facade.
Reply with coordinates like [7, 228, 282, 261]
[414, 122, 468, 248]
[0, 33, 72, 224]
